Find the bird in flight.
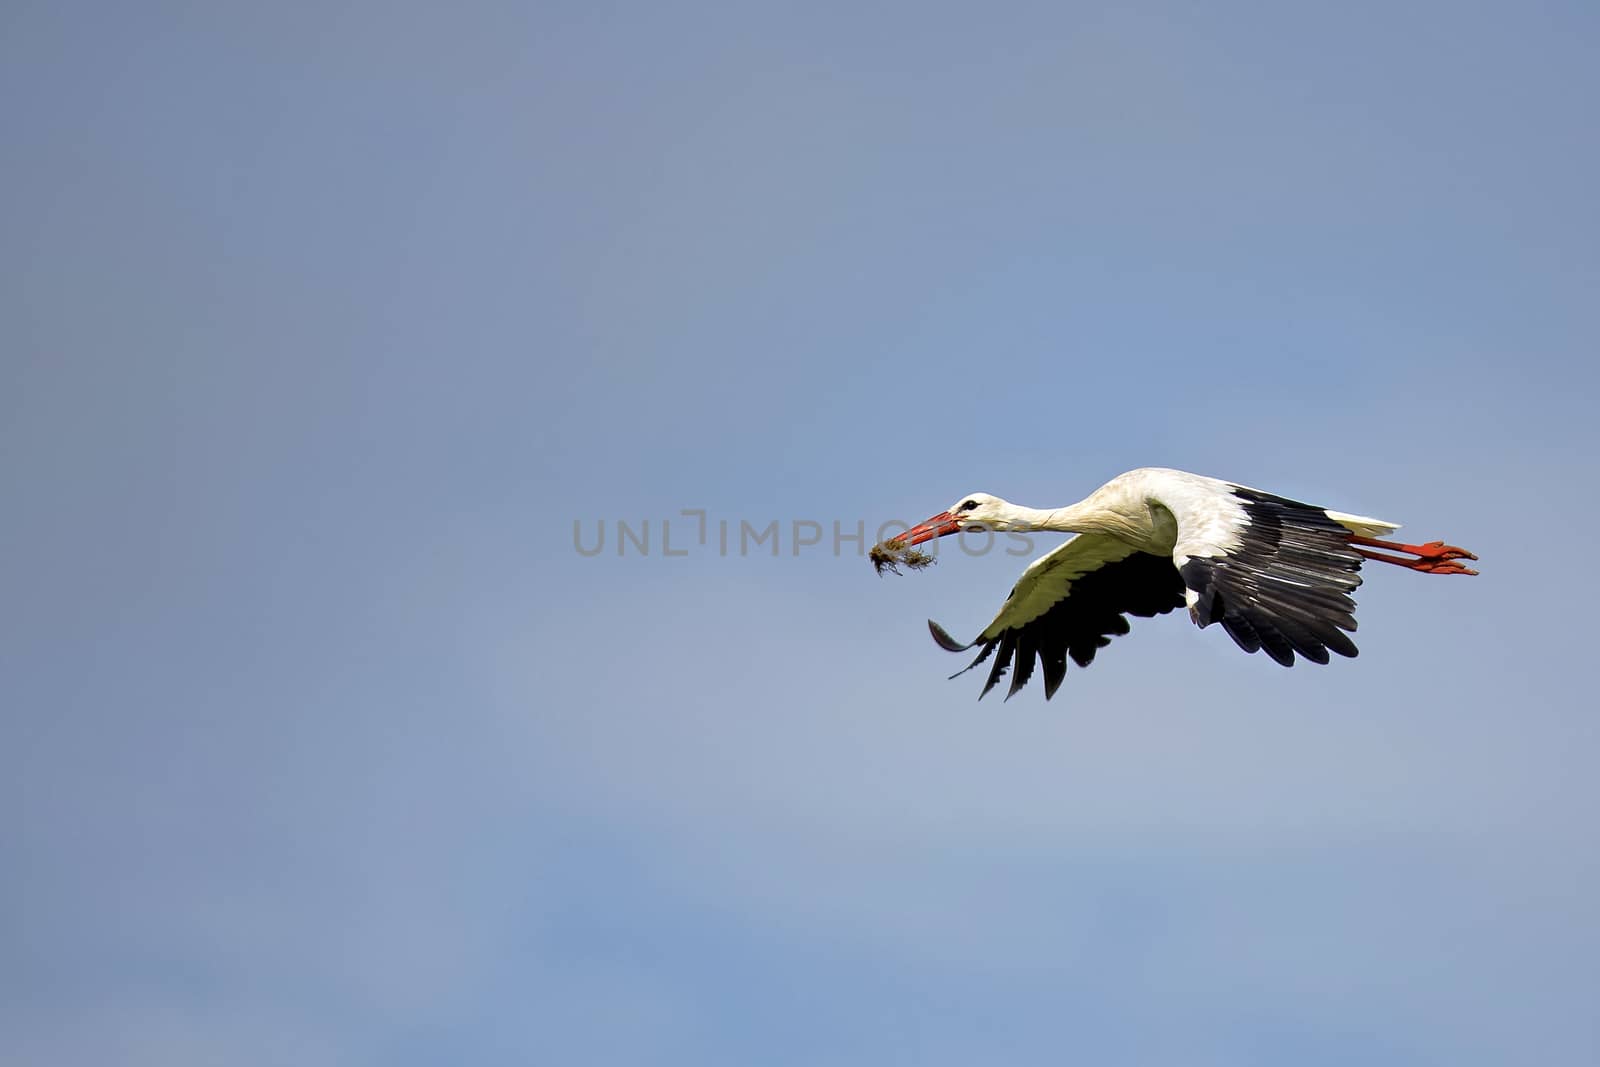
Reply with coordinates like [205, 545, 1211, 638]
[878, 467, 1477, 700]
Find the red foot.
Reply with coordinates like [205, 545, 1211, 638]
[1352, 537, 1479, 575]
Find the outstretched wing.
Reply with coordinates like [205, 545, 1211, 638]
[1174, 485, 1365, 666]
[930, 533, 1186, 700]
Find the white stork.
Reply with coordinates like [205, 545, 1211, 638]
[889, 467, 1477, 700]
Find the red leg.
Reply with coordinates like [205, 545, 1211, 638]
[1352, 537, 1479, 575]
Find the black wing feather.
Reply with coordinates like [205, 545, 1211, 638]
[981, 631, 1017, 699]
[1182, 487, 1366, 666]
[930, 544, 1186, 701]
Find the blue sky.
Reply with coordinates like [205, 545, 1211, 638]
[5, 2, 1598, 1064]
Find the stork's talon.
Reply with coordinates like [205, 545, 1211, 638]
[1414, 540, 1478, 562]
[1410, 557, 1478, 576]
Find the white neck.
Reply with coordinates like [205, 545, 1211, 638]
[997, 500, 1105, 534]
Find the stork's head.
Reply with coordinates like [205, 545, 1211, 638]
[897, 492, 1015, 545]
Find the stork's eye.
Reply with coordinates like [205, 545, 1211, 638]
[959, 500, 978, 512]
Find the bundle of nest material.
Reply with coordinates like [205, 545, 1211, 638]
[868, 536, 935, 576]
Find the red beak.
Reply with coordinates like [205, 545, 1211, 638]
[898, 511, 962, 545]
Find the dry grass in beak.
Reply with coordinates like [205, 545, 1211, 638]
[869, 536, 936, 576]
